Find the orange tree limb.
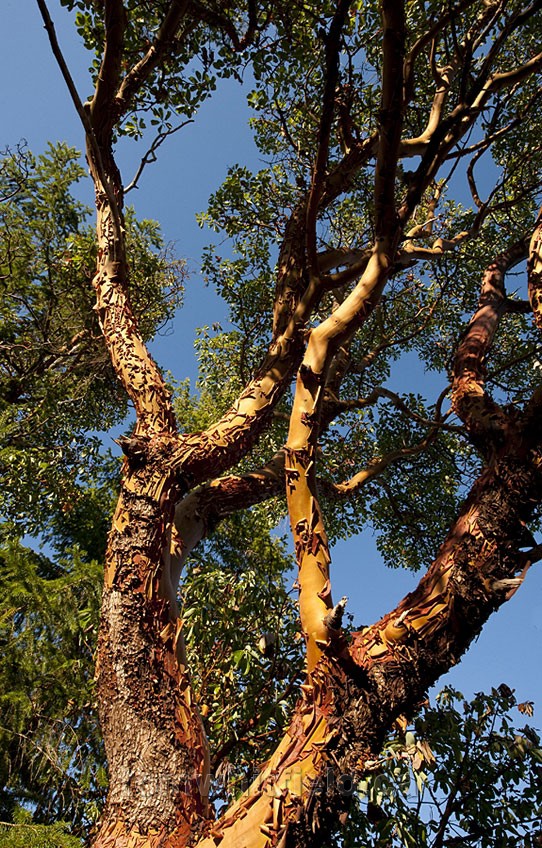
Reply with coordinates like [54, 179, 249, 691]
[528, 210, 542, 331]
[286, 248, 392, 673]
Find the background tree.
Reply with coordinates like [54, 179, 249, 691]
[0, 536, 104, 832]
[11, 0, 542, 845]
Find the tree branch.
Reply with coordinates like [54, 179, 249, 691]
[451, 239, 527, 450]
[374, 0, 405, 239]
[190, 0, 265, 52]
[306, 0, 352, 275]
[114, 0, 192, 116]
[527, 207, 542, 332]
[35, 0, 123, 241]
[90, 0, 127, 142]
[125, 119, 193, 193]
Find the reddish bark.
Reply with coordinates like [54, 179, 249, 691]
[34, 2, 542, 845]
[452, 241, 527, 452]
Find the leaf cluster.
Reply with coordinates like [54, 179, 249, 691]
[339, 686, 542, 848]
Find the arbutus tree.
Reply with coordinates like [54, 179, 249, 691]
[32, 0, 542, 846]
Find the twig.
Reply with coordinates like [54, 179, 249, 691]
[125, 120, 193, 192]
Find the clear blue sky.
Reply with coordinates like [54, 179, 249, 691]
[2, 1, 541, 716]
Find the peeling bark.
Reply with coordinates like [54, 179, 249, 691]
[34, 1, 542, 845]
[451, 241, 526, 451]
[528, 211, 542, 330]
[285, 248, 392, 670]
[93, 448, 211, 847]
[188, 438, 542, 848]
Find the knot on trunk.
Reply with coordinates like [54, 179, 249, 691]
[116, 434, 150, 467]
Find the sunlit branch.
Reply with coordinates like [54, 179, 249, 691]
[527, 207, 542, 332]
[400, 64, 456, 157]
[469, 0, 542, 102]
[317, 246, 372, 274]
[168, 200, 322, 485]
[475, 50, 542, 103]
[284, 247, 392, 673]
[399, 232, 469, 261]
[401, 35, 542, 225]
[323, 383, 453, 497]
[331, 429, 443, 496]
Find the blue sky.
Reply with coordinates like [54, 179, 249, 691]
[2, 1, 541, 716]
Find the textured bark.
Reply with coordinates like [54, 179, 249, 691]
[34, 1, 542, 845]
[451, 241, 527, 450]
[140, 433, 542, 848]
[92, 446, 211, 847]
[285, 248, 392, 670]
[86, 55, 210, 839]
[528, 212, 542, 330]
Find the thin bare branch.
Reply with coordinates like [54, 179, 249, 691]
[476, 50, 542, 102]
[400, 64, 456, 157]
[125, 119, 193, 193]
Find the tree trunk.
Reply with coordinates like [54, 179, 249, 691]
[63, 5, 542, 844]
[93, 460, 210, 847]
[90, 415, 542, 848]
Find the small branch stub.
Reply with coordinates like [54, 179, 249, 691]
[323, 595, 348, 632]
